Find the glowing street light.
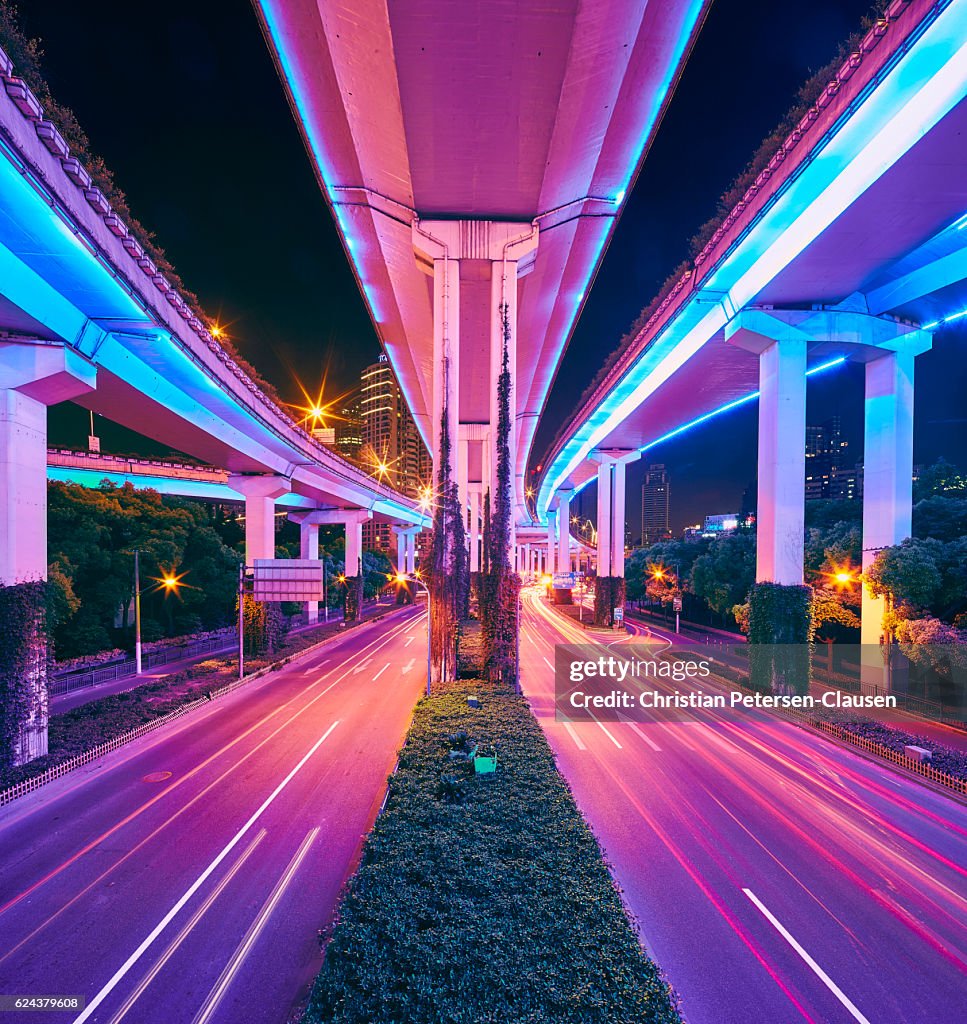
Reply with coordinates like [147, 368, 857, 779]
[825, 564, 859, 589]
[150, 569, 190, 595]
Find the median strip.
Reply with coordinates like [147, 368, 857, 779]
[301, 680, 682, 1024]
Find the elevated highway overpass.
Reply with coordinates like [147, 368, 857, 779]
[0, 52, 424, 584]
[535, 0, 967, 641]
[0, 46, 420, 763]
[253, 0, 710, 552]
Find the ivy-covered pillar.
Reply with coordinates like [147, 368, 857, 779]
[1, 340, 96, 766]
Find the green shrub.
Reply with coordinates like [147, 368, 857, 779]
[303, 681, 681, 1024]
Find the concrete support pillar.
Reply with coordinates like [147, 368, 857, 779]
[229, 475, 292, 563]
[431, 254, 460, 472]
[457, 436, 470, 528]
[755, 340, 807, 584]
[557, 490, 573, 575]
[1, 343, 96, 585]
[596, 463, 612, 577]
[345, 519, 363, 578]
[395, 529, 407, 575]
[300, 520, 321, 624]
[546, 510, 557, 576]
[393, 525, 421, 577]
[468, 488, 481, 572]
[406, 532, 418, 575]
[861, 351, 917, 646]
[727, 306, 930, 591]
[592, 451, 639, 578]
[1, 341, 96, 764]
[415, 220, 536, 557]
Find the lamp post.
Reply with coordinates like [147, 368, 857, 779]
[133, 549, 142, 675]
[651, 562, 681, 633]
[238, 562, 246, 681]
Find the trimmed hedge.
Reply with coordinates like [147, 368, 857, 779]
[303, 680, 681, 1024]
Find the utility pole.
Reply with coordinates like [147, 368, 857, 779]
[134, 549, 142, 675]
[238, 562, 246, 680]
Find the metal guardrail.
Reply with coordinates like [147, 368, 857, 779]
[50, 632, 235, 697]
[809, 718, 967, 797]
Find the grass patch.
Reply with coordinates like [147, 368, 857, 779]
[303, 680, 681, 1024]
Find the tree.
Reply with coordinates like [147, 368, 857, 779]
[46, 481, 243, 658]
[913, 496, 967, 543]
[866, 539, 943, 622]
[689, 532, 755, 617]
[913, 458, 966, 501]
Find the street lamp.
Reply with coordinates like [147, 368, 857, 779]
[651, 562, 681, 633]
[133, 549, 142, 675]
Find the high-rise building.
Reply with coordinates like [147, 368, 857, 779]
[805, 416, 855, 500]
[356, 355, 431, 552]
[312, 404, 364, 463]
[641, 464, 671, 546]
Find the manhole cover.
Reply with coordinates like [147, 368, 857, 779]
[142, 771, 173, 783]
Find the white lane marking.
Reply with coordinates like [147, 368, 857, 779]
[563, 722, 586, 751]
[106, 830, 268, 1024]
[303, 659, 327, 675]
[192, 828, 319, 1024]
[372, 663, 390, 681]
[401, 659, 415, 674]
[625, 721, 661, 752]
[404, 636, 415, 648]
[596, 721, 622, 749]
[542, 656, 555, 671]
[352, 659, 372, 675]
[742, 888, 872, 1024]
[72, 722, 340, 1024]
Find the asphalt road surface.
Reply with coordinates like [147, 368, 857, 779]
[520, 588, 967, 1024]
[0, 606, 427, 1024]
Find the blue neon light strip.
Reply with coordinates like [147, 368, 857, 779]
[638, 356, 846, 453]
[538, 0, 967, 518]
[922, 307, 967, 330]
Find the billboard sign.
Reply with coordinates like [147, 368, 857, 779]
[252, 559, 324, 601]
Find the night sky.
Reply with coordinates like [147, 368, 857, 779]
[28, 0, 966, 536]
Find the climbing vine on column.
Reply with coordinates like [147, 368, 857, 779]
[0, 581, 50, 768]
[480, 302, 520, 686]
[427, 357, 468, 685]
